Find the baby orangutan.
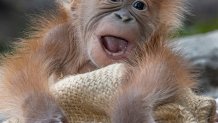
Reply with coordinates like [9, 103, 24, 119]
[1, 0, 215, 123]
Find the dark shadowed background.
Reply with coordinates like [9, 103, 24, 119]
[0, 0, 56, 53]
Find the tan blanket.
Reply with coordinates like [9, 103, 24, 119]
[4, 64, 217, 123]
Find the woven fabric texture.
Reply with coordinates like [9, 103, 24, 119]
[3, 64, 216, 123]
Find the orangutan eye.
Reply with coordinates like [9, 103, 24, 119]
[133, 1, 147, 10]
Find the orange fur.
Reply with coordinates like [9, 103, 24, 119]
[0, 5, 75, 122]
[0, 0, 189, 122]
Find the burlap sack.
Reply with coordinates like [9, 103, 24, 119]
[3, 64, 217, 123]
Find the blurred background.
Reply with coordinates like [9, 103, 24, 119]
[0, 0, 56, 53]
[0, 0, 217, 97]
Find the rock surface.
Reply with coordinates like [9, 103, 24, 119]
[173, 31, 218, 98]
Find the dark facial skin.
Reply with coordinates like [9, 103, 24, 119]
[77, 0, 159, 68]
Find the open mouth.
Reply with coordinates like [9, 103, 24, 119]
[100, 36, 130, 59]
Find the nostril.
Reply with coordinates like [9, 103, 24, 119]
[114, 13, 122, 20]
[114, 12, 133, 23]
[122, 16, 133, 22]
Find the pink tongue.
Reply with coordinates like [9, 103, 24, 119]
[102, 36, 128, 53]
